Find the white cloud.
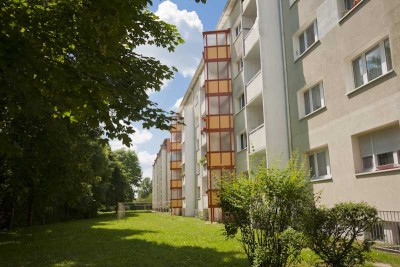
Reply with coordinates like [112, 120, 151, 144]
[142, 167, 153, 179]
[109, 127, 153, 151]
[171, 97, 183, 111]
[136, 1, 204, 79]
[137, 151, 157, 167]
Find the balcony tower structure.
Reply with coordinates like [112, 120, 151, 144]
[202, 30, 235, 222]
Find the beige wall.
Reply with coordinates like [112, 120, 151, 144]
[283, 0, 400, 210]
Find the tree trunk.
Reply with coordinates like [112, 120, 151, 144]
[8, 197, 16, 229]
[27, 197, 34, 226]
[27, 187, 35, 226]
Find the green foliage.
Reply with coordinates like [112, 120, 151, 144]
[138, 177, 152, 201]
[218, 153, 314, 267]
[303, 202, 379, 267]
[0, 0, 184, 152]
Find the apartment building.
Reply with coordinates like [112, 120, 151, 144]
[281, 0, 400, 211]
[152, 0, 400, 224]
[152, 139, 170, 211]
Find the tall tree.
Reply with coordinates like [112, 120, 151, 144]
[0, 0, 183, 154]
[138, 177, 152, 201]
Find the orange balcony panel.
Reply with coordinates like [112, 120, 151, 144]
[208, 152, 235, 168]
[170, 124, 182, 132]
[170, 179, 182, 189]
[208, 190, 219, 207]
[206, 80, 232, 94]
[170, 160, 182, 170]
[205, 46, 230, 60]
[171, 142, 182, 151]
[171, 199, 183, 208]
[207, 115, 233, 130]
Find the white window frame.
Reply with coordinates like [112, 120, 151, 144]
[239, 92, 246, 111]
[308, 148, 331, 180]
[295, 20, 318, 59]
[235, 21, 242, 37]
[238, 132, 247, 151]
[359, 131, 400, 173]
[303, 82, 325, 116]
[351, 37, 393, 90]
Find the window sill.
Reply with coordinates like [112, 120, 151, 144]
[237, 148, 247, 153]
[233, 69, 243, 80]
[338, 0, 366, 24]
[299, 106, 327, 121]
[356, 166, 400, 177]
[289, 0, 299, 9]
[294, 40, 320, 63]
[346, 70, 394, 96]
[235, 107, 245, 116]
[310, 176, 332, 183]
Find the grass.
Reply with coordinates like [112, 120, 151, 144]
[0, 211, 247, 267]
[0, 210, 400, 267]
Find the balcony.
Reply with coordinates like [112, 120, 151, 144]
[208, 190, 219, 207]
[244, 40, 261, 85]
[207, 152, 235, 168]
[249, 124, 265, 154]
[170, 179, 182, 189]
[246, 95, 264, 132]
[242, 0, 256, 17]
[171, 199, 183, 208]
[170, 142, 182, 151]
[244, 20, 259, 55]
[246, 70, 262, 103]
[170, 160, 182, 170]
[205, 115, 233, 131]
[170, 124, 182, 132]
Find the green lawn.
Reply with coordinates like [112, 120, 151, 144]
[0, 211, 399, 267]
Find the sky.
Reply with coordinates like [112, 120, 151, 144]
[109, 0, 227, 178]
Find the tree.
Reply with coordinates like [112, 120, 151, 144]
[218, 154, 314, 267]
[138, 177, 152, 201]
[0, 0, 184, 154]
[0, 115, 111, 227]
[303, 202, 379, 267]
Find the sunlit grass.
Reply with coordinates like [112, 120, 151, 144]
[0, 211, 399, 266]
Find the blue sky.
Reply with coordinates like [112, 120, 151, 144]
[109, 0, 227, 178]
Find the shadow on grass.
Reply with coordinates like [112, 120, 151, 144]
[0, 212, 248, 267]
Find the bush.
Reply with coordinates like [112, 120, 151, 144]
[304, 202, 379, 267]
[218, 154, 314, 267]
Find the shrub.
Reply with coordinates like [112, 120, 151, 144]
[218, 154, 314, 267]
[304, 202, 379, 267]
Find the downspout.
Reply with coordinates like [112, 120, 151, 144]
[278, 0, 293, 156]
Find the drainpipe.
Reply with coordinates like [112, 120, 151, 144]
[278, 0, 293, 156]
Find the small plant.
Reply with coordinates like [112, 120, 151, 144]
[199, 156, 207, 165]
[218, 153, 314, 267]
[304, 202, 379, 267]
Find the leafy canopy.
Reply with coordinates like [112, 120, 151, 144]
[0, 0, 184, 152]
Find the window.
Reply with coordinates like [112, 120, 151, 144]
[358, 126, 400, 172]
[239, 93, 246, 111]
[344, 0, 362, 13]
[303, 83, 324, 116]
[297, 20, 318, 57]
[352, 37, 393, 89]
[236, 58, 243, 74]
[235, 21, 242, 37]
[308, 148, 331, 180]
[239, 132, 247, 150]
[171, 151, 182, 161]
